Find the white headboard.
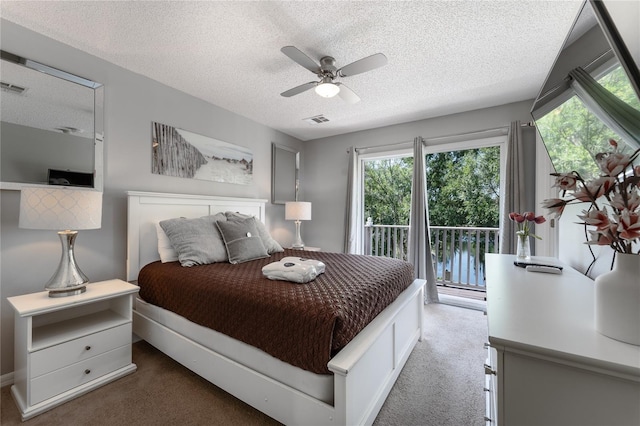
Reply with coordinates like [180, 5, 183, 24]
[126, 191, 267, 281]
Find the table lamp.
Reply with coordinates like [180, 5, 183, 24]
[19, 187, 102, 297]
[285, 201, 311, 249]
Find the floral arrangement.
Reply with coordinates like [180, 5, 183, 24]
[542, 139, 640, 254]
[509, 211, 546, 240]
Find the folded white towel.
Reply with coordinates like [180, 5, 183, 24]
[280, 256, 326, 275]
[262, 260, 317, 283]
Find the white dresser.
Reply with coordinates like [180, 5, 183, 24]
[8, 279, 139, 420]
[485, 254, 640, 426]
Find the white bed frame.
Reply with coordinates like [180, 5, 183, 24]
[126, 191, 426, 425]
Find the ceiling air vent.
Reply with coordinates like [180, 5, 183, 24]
[303, 114, 330, 125]
[1, 81, 27, 95]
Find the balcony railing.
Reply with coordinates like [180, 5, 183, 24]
[364, 224, 500, 291]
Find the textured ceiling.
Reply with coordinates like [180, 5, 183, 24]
[0, 1, 583, 141]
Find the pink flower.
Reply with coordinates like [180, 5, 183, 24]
[617, 210, 640, 240]
[544, 139, 640, 254]
[541, 198, 567, 218]
[610, 191, 640, 212]
[586, 229, 616, 246]
[573, 177, 616, 201]
[553, 173, 578, 191]
[510, 213, 525, 223]
[578, 209, 610, 231]
[533, 215, 546, 224]
[596, 152, 630, 177]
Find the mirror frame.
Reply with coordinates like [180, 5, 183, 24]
[271, 143, 299, 204]
[0, 50, 104, 191]
[532, 0, 640, 116]
[530, 0, 640, 177]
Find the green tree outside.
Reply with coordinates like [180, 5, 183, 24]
[364, 147, 500, 228]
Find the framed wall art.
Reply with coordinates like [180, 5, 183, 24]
[151, 121, 253, 185]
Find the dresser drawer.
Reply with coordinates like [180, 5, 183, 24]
[30, 324, 131, 378]
[30, 344, 131, 405]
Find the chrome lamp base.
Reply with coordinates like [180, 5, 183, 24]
[45, 231, 89, 298]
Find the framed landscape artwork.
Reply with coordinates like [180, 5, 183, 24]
[151, 121, 253, 185]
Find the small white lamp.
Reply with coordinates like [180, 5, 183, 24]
[19, 187, 102, 297]
[285, 201, 311, 249]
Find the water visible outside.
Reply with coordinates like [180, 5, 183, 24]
[435, 249, 486, 287]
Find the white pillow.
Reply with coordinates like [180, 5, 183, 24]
[156, 222, 178, 263]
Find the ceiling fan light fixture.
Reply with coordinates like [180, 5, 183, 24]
[315, 81, 340, 98]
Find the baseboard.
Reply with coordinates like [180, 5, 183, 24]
[1, 371, 14, 388]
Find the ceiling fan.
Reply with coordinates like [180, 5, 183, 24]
[280, 46, 387, 104]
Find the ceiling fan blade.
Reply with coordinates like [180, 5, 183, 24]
[281, 46, 320, 74]
[336, 83, 360, 104]
[338, 53, 387, 77]
[280, 81, 317, 97]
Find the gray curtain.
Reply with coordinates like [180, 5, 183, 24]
[499, 121, 526, 254]
[569, 67, 640, 149]
[344, 147, 362, 254]
[408, 137, 439, 303]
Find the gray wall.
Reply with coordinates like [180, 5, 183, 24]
[301, 101, 537, 253]
[0, 20, 303, 376]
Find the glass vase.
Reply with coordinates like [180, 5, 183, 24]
[516, 235, 531, 261]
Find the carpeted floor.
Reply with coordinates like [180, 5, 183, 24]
[1, 303, 487, 426]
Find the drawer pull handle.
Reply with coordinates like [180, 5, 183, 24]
[85, 345, 91, 351]
[84, 369, 91, 375]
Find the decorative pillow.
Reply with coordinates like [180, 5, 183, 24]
[225, 211, 284, 254]
[159, 213, 228, 267]
[155, 222, 178, 263]
[216, 217, 269, 264]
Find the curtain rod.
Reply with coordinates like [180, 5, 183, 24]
[349, 122, 535, 153]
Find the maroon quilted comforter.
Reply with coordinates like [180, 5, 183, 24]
[137, 249, 414, 374]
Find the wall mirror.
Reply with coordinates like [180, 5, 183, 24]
[531, 0, 640, 181]
[271, 143, 299, 204]
[0, 50, 104, 191]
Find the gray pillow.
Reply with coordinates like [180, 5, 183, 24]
[216, 217, 269, 264]
[225, 211, 284, 254]
[159, 213, 227, 266]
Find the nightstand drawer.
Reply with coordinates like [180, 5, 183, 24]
[30, 324, 131, 378]
[30, 344, 131, 405]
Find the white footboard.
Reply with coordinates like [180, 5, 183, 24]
[329, 278, 425, 425]
[133, 278, 425, 425]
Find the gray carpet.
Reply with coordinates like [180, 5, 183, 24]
[374, 303, 488, 426]
[1, 303, 487, 425]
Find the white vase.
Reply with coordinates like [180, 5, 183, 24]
[516, 235, 531, 261]
[595, 253, 640, 346]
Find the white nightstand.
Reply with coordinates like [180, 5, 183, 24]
[289, 246, 321, 251]
[7, 279, 139, 420]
